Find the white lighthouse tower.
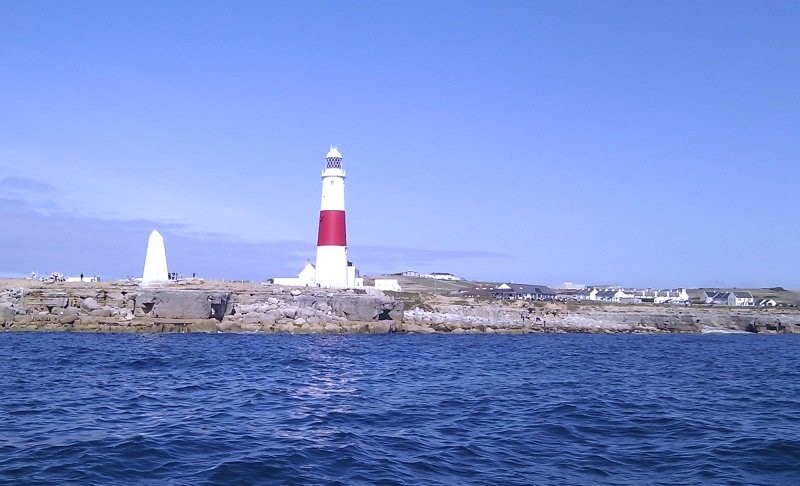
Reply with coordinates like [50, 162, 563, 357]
[314, 146, 349, 288]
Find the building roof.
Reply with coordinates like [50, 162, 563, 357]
[326, 146, 342, 159]
[733, 292, 753, 298]
[495, 283, 556, 295]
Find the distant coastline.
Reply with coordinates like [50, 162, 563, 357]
[1, 279, 798, 334]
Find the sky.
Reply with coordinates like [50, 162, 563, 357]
[1, 1, 798, 288]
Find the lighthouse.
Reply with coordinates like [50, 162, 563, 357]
[271, 146, 362, 288]
[314, 146, 349, 288]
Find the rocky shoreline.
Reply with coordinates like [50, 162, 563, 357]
[1, 280, 798, 334]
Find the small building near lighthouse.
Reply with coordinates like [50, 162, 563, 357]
[272, 146, 363, 288]
[272, 261, 316, 287]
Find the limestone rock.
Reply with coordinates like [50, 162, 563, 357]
[402, 323, 435, 334]
[240, 321, 263, 332]
[186, 320, 219, 333]
[135, 290, 232, 320]
[331, 295, 403, 322]
[1, 306, 16, 323]
[367, 321, 393, 334]
[262, 310, 282, 322]
[299, 307, 317, 318]
[59, 314, 79, 325]
[298, 322, 321, 334]
[81, 298, 101, 312]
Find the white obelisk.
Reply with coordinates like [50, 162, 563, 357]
[142, 229, 169, 284]
[314, 146, 349, 288]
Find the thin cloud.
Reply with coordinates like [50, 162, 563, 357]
[0, 176, 56, 195]
[350, 244, 510, 276]
[0, 197, 312, 281]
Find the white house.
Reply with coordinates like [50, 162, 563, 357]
[595, 290, 616, 302]
[757, 298, 777, 307]
[612, 289, 636, 302]
[573, 289, 597, 301]
[272, 261, 317, 287]
[729, 291, 754, 306]
[704, 290, 755, 306]
[653, 289, 690, 304]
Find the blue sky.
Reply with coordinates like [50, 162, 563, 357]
[1, 1, 798, 288]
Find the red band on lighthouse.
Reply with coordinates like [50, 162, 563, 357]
[317, 210, 347, 246]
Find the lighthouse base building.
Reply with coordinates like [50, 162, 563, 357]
[272, 146, 363, 289]
[272, 260, 362, 288]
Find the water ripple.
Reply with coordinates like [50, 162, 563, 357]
[1, 333, 799, 484]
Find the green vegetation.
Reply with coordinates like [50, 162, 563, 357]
[394, 292, 433, 312]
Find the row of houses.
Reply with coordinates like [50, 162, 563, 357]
[488, 283, 558, 301]
[489, 286, 780, 307]
[573, 288, 690, 304]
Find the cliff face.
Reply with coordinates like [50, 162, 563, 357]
[1, 281, 797, 334]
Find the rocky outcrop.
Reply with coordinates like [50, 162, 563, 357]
[399, 300, 800, 334]
[0, 282, 403, 334]
[2, 281, 799, 334]
[221, 288, 402, 333]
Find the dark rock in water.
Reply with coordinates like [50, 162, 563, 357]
[747, 317, 793, 334]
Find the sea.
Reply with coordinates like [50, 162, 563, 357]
[1, 333, 799, 485]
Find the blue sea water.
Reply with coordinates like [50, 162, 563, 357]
[1, 333, 799, 485]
